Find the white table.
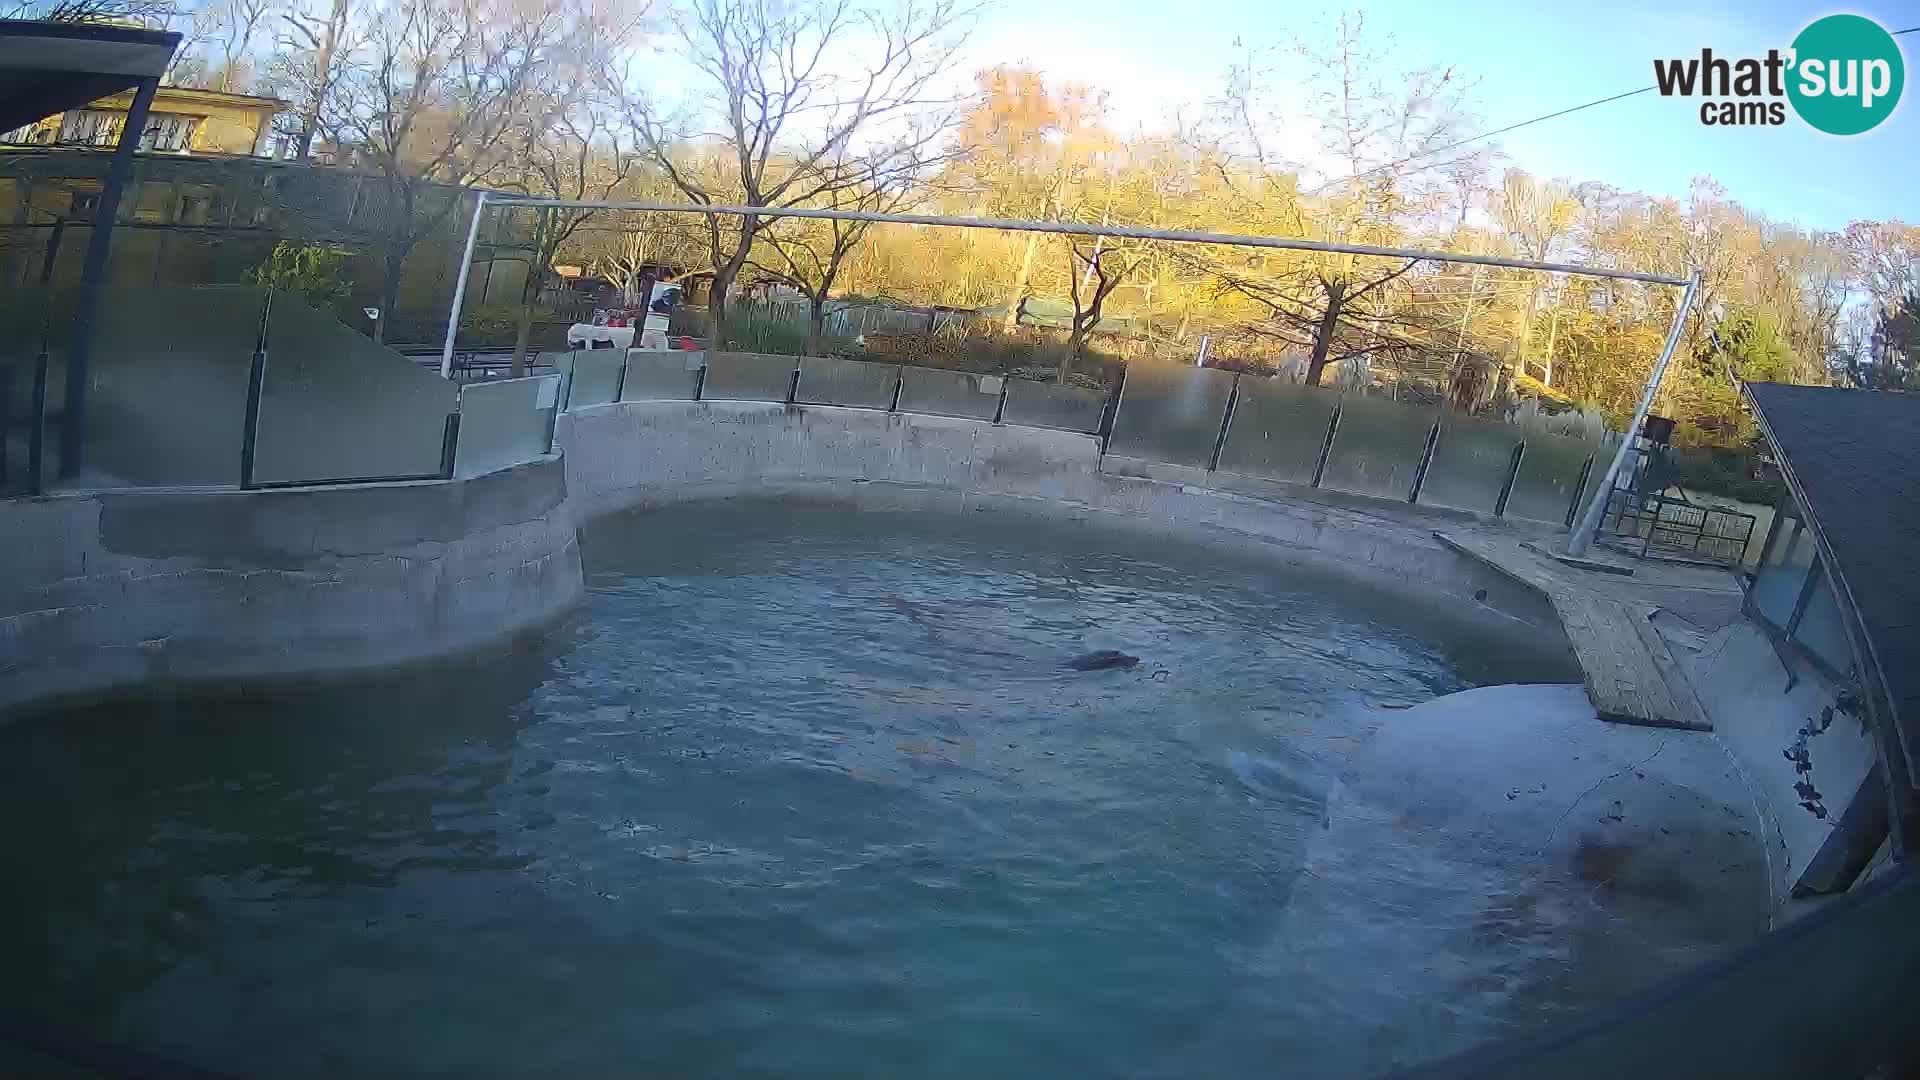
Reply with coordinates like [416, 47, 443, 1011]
[567, 323, 635, 350]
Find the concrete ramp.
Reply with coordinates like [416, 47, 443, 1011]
[1435, 531, 1715, 731]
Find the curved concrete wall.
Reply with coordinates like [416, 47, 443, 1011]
[554, 399, 1574, 647]
[0, 456, 582, 713]
[2, 399, 1576, 714]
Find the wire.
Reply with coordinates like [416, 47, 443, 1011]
[1313, 23, 1916, 195]
[1309, 87, 1657, 195]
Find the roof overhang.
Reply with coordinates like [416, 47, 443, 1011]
[0, 20, 182, 133]
[1743, 381, 1920, 786]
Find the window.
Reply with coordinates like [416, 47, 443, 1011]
[1744, 491, 1855, 678]
[55, 110, 201, 152]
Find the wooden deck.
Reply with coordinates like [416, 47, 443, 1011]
[1435, 531, 1716, 731]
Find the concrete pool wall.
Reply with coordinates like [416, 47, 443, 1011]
[557, 399, 1574, 645]
[0, 455, 582, 713]
[2, 397, 1571, 713]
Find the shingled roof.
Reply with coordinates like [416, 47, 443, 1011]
[1743, 382, 1920, 779]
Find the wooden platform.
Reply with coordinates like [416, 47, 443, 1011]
[1435, 531, 1713, 731]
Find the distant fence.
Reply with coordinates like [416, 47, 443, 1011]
[735, 298, 968, 339]
[550, 347, 1617, 527]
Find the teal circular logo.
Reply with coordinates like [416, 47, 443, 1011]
[1787, 14, 1904, 135]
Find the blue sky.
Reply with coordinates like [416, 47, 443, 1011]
[963, 0, 1917, 230]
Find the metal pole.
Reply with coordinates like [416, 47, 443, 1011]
[478, 196, 1691, 286]
[1567, 269, 1702, 556]
[62, 76, 158, 480]
[440, 191, 488, 379]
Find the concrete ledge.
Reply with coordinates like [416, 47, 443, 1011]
[0, 455, 583, 714]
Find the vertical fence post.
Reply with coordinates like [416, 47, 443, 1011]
[239, 291, 274, 490]
[1564, 455, 1595, 528]
[785, 363, 800, 404]
[440, 412, 461, 479]
[613, 351, 629, 403]
[992, 376, 1008, 424]
[26, 337, 47, 496]
[1494, 441, 1526, 518]
[1311, 401, 1342, 488]
[1407, 418, 1441, 503]
[1207, 375, 1241, 472]
[693, 358, 708, 401]
[441, 191, 488, 380]
[888, 367, 904, 412]
[0, 362, 10, 486]
[1097, 366, 1127, 453]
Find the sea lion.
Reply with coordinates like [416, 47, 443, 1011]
[1066, 650, 1141, 671]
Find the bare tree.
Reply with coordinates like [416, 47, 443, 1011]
[268, 0, 354, 161]
[500, 103, 650, 372]
[611, 0, 973, 338]
[746, 126, 945, 354]
[1194, 13, 1488, 385]
[326, 0, 605, 336]
[1060, 238, 1144, 382]
[4, 0, 174, 24]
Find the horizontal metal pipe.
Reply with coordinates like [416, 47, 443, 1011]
[478, 197, 1691, 286]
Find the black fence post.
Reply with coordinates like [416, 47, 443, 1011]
[1408, 418, 1441, 503]
[1097, 366, 1127, 453]
[440, 412, 461, 479]
[0, 364, 10, 487]
[613, 352, 629, 403]
[888, 367, 904, 412]
[785, 364, 801, 404]
[238, 291, 273, 490]
[1207, 374, 1241, 472]
[693, 360, 709, 401]
[992, 376, 1008, 424]
[26, 340, 47, 496]
[1564, 455, 1595, 528]
[62, 77, 158, 481]
[1311, 401, 1342, 488]
[1494, 441, 1526, 518]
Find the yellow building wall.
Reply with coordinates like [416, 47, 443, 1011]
[21, 88, 283, 156]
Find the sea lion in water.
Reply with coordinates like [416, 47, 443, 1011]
[1066, 650, 1141, 671]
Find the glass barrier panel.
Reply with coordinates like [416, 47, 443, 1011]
[1000, 379, 1105, 433]
[1420, 412, 1523, 514]
[621, 350, 703, 402]
[1106, 365, 1236, 466]
[897, 366, 1002, 420]
[1751, 520, 1816, 630]
[1320, 392, 1436, 501]
[1506, 433, 1598, 525]
[796, 355, 900, 410]
[0, 286, 48, 494]
[454, 375, 557, 479]
[563, 350, 625, 410]
[1791, 565, 1853, 673]
[1215, 378, 1338, 485]
[701, 352, 796, 402]
[83, 285, 265, 487]
[253, 295, 457, 485]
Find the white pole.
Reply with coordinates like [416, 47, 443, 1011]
[1566, 269, 1703, 557]
[478, 197, 1690, 287]
[440, 191, 489, 380]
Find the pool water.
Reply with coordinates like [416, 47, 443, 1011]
[1, 500, 1619, 1076]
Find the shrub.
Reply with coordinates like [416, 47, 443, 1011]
[248, 243, 353, 313]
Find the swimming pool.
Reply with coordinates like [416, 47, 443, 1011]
[0, 499, 1767, 1076]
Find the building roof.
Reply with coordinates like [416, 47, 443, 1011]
[1744, 382, 1920, 779]
[0, 19, 181, 133]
